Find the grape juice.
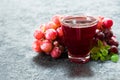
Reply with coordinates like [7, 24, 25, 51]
[61, 15, 98, 63]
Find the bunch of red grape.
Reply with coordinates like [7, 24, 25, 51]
[32, 15, 65, 59]
[91, 16, 119, 62]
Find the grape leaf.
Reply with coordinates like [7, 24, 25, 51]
[105, 55, 111, 60]
[90, 39, 119, 62]
[90, 47, 100, 53]
[100, 48, 108, 56]
[100, 56, 105, 61]
[97, 52, 102, 57]
[91, 54, 99, 60]
[94, 55, 99, 60]
[98, 40, 103, 47]
[105, 45, 110, 50]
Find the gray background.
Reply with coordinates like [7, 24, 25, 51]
[0, 0, 120, 80]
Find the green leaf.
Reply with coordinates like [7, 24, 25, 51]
[105, 45, 110, 50]
[100, 56, 105, 61]
[90, 54, 95, 60]
[98, 40, 103, 47]
[94, 56, 99, 60]
[97, 52, 101, 57]
[100, 49, 108, 56]
[90, 39, 118, 62]
[90, 47, 100, 53]
[100, 48, 104, 53]
[91, 54, 99, 61]
[111, 54, 119, 62]
[105, 55, 111, 60]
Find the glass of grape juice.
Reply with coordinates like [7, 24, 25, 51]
[61, 15, 98, 63]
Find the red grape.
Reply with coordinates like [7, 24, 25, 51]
[95, 31, 105, 41]
[32, 40, 42, 53]
[50, 46, 62, 59]
[40, 24, 46, 32]
[56, 27, 64, 46]
[103, 18, 113, 29]
[51, 15, 61, 27]
[45, 29, 57, 40]
[34, 29, 44, 40]
[103, 29, 113, 39]
[107, 36, 119, 47]
[56, 27, 63, 37]
[109, 45, 118, 53]
[46, 21, 58, 30]
[40, 40, 53, 54]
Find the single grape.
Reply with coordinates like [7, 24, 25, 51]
[111, 54, 119, 62]
[109, 45, 118, 53]
[56, 27, 64, 46]
[40, 24, 46, 32]
[103, 29, 113, 39]
[50, 46, 62, 59]
[56, 27, 63, 37]
[107, 36, 119, 47]
[51, 15, 61, 27]
[103, 18, 113, 29]
[40, 40, 53, 54]
[45, 29, 57, 40]
[95, 31, 105, 41]
[46, 21, 58, 30]
[32, 40, 42, 53]
[34, 29, 44, 40]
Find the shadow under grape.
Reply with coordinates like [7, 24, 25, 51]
[33, 53, 94, 78]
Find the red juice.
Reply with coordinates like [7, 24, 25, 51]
[61, 15, 98, 63]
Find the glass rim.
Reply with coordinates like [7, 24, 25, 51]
[60, 15, 98, 28]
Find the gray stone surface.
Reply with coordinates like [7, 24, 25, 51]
[0, 0, 120, 80]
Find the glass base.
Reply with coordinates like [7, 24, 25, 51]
[68, 53, 90, 64]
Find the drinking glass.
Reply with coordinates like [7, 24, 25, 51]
[61, 15, 98, 63]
